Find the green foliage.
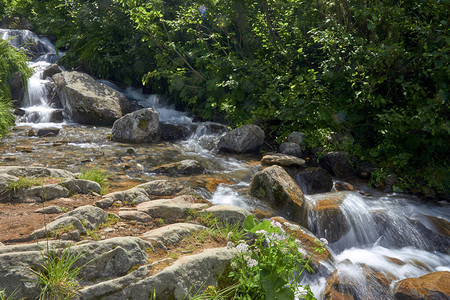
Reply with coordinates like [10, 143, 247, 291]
[76, 168, 111, 194]
[5, 176, 44, 194]
[196, 215, 325, 299]
[0, 39, 31, 138]
[0, 289, 16, 300]
[31, 246, 85, 300]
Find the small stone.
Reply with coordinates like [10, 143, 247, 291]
[126, 148, 136, 155]
[4, 156, 16, 161]
[35, 205, 63, 214]
[103, 227, 115, 233]
[101, 236, 106, 240]
[261, 154, 305, 168]
[37, 128, 60, 137]
[334, 182, 354, 191]
[95, 198, 114, 209]
[27, 129, 37, 137]
[16, 146, 33, 153]
[61, 233, 71, 240]
[70, 230, 81, 241]
[115, 201, 123, 206]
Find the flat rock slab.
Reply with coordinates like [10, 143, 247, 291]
[136, 180, 186, 197]
[151, 159, 206, 176]
[56, 205, 108, 230]
[35, 205, 62, 214]
[141, 223, 207, 245]
[201, 205, 251, 225]
[103, 188, 149, 205]
[261, 154, 306, 167]
[31, 216, 87, 239]
[119, 210, 152, 223]
[99, 247, 235, 300]
[137, 195, 209, 223]
[62, 179, 101, 195]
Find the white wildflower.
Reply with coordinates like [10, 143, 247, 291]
[255, 230, 267, 235]
[227, 241, 235, 249]
[297, 247, 308, 257]
[236, 242, 249, 253]
[271, 220, 284, 231]
[246, 258, 258, 268]
[230, 261, 238, 269]
[320, 238, 329, 245]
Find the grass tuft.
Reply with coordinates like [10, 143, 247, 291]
[77, 168, 111, 195]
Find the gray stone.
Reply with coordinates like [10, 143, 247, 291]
[14, 184, 69, 202]
[151, 159, 205, 176]
[202, 205, 251, 226]
[119, 210, 152, 223]
[78, 265, 152, 300]
[137, 195, 208, 223]
[8, 71, 25, 104]
[62, 179, 101, 195]
[286, 167, 333, 195]
[261, 154, 306, 168]
[31, 216, 87, 239]
[136, 180, 186, 197]
[56, 205, 108, 230]
[94, 198, 114, 209]
[35, 205, 62, 214]
[42, 64, 62, 79]
[103, 188, 149, 205]
[103, 248, 235, 300]
[53, 71, 132, 125]
[70, 230, 81, 241]
[319, 151, 354, 179]
[218, 125, 265, 154]
[279, 142, 303, 158]
[0, 173, 19, 197]
[36, 127, 60, 137]
[248, 165, 307, 225]
[287, 131, 305, 145]
[141, 223, 207, 245]
[160, 123, 191, 141]
[357, 161, 378, 179]
[0, 166, 74, 179]
[111, 108, 160, 143]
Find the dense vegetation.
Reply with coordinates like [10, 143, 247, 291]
[1, 0, 449, 195]
[0, 37, 31, 138]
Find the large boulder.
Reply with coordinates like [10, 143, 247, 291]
[42, 64, 62, 79]
[52, 71, 132, 125]
[217, 125, 265, 154]
[286, 167, 333, 195]
[248, 165, 307, 225]
[319, 151, 354, 179]
[111, 108, 160, 143]
[279, 142, 303, 158]
[393, 271, 450, 300]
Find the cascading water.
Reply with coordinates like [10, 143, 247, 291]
[1, 28, 64, 127]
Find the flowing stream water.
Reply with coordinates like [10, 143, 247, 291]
[1, 29, 449, 299]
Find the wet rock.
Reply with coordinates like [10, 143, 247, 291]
[96, 247, 234, 300]
[248, 165, 307, 225]
[394, 271, 450, 300]
[201, 205, 251, 226]
[286, 167, 333, 195]
[112, 108, 160, 143]
[261, 154, 306, 168]
[160, 123, 191, 141]
[137, 195, 208, 223]
[56, 205, 108, 230]
[35, 205, 62, 214]
[279, 142, 303, 158]
[426, 215, 450, 236]
[42, 64, 62, 79]
[36, 127, 60, 137]
[14, 108, 26, 116]
[45, 81, 63, 108]
[151, 159, 205, 176]
[141, 223, 207, 246]
[287, 131, 305, 145]
[15, 146, 33, 152]
[119, 210, 152, 223]
[62, 179, 101, 195]
[8, 71, 25, 105]
[308, 192, 350, 243]
[357, 161, 378, 179]
[31, 216, 87, 239]
[53, 71, 132, 125]
[218, 124, 265, 154]
[136, 180, 186, 197]
[0, 29, 54, 58]
[319, 151, 354, 179]
[334, 182, 354, 191]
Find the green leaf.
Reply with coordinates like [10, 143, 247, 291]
[243, 215, 258, 231]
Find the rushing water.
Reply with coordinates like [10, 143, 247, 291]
[1, 29, 449, 299]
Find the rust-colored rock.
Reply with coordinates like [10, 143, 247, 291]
[394, 271, 450, 300]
